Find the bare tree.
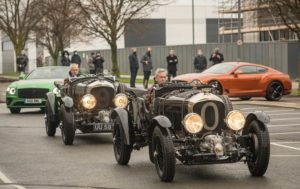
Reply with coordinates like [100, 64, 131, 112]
[263, 0, 300, 89]
[77, 0, 170, 76]
[0, 0, 45, 56]
[35, 0, 83, 65]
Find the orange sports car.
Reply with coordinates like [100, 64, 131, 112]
[173, 62, 292, 101]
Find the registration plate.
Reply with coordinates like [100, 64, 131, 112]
[24, 99, 42, 104]
[93, 123, 112, 131]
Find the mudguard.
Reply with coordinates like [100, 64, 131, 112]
[46, 92, 57, 118]
[152, 115, 172, 128]
[111, 108, 130, 145]
[244, 110, 270, 133]
[62, 96, 74, 110]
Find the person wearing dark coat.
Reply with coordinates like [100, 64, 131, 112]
[140, 47, 153, 89]
[194, 49, 207, 73]
[16, 52, 28, 73]
[129, 48, 139, 88]
[88, 52, 96, 74]
[61, 50, 70, 66]
[209, 47, 224, 65]
[71, 50, 82, 67]
[93, 52, 105, 74]
[166, 49, 178, 81]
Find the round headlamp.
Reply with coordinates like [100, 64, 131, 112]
[182, 113, 204, 134]
[53, 87, 60, 95]
[225, 111, 246, 131]
[81, 94, 97, 110]
[7, 87, 16, 95]
[114, 93, 128, 108]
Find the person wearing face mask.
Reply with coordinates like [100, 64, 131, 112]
[166, 49, 178, 81]
[61, 50, 70, 66]
[193, 49, 207, 73]
[71, 50, 82, 68]
[129, 48, 139, 88]
[141, 47, 153, 89]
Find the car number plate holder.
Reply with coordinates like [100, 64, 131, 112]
[24, 99, 42, 104]
[93, 123, 112, 131]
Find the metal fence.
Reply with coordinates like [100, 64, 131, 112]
[74, 42, 298, 78]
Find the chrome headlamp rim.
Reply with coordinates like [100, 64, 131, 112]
[225, 110, 246, 131]
[81, 94, 97, 110]
[114, 93, 128, 108]
[182, 113, 204, 134]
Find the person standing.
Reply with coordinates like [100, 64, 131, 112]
[209, 47, 224, 65]
[88, 52, 96, 74]
[16, 51, 28, 73]
[71, 50, 82, 67]
[140, 47, 153, 89]
[93, 52, 105, 74]
[129, 48, 139, 88]
[194, 49, 207, 73]
[166, 49, 178, 81]
[61, 50, 70, 66]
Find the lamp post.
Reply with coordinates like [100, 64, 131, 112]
[237, 0, 242, 60]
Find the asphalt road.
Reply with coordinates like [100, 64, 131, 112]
[0, 103, 300, 189]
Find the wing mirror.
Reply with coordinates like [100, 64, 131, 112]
[233, 70, 242, 78]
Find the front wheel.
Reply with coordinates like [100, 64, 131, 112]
[113, 116, 132, 165]
[9, 108, 21, 114]
[209, 81, 222, 95]
[243, 119, 270, 176]
[45, 100, 58, 137]
[60, 105, 75, 145]
[152, 127, 175, 182]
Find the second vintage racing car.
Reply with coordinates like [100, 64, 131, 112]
[110, 82, 270, 182]
[45, 73, 126, 145]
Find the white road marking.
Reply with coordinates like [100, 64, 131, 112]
[271, 142, 300, 151]
[240, 107, 271, 110]
[242, 109, 295, 114]
[0, 171, 12, 183]
[272, 141, 300, 144]
[268, 123, 300, 128]
[270, 132, 300, 135]
[271, 155, 300, 157]
[271, 118, 300, 121]
[268, 113, 300, 116]
[0, 170, 26, 189]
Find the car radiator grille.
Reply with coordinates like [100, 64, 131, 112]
[91, 87, 115, 109]
[193, 101, 226, 133]
[18, 88, 49, 98]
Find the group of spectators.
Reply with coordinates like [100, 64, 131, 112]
[129, 47, 224, 89]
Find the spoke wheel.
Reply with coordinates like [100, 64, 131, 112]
[45, 100, 58, 137]
[152, 127, 175, 182]
[113, 116, 132, 165]
[243, 119, 270, 176]
[60, 105, 75, 145]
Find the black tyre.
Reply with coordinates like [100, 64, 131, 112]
[152, 127, 175, 182]
[243, 119, 270, 176]
[45, 100, 58, 137]
[149, 144, 155, 163]
[217, 95, 233, 115]
[113, 116, 132, 165]
[265, 81, 283, 101]
[9, 108, 21, 114]
[60, 105, 75, 145]
[40, 107, 45, 113]
[209, 81, 222, 95]
[240, 97, 252, 100]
